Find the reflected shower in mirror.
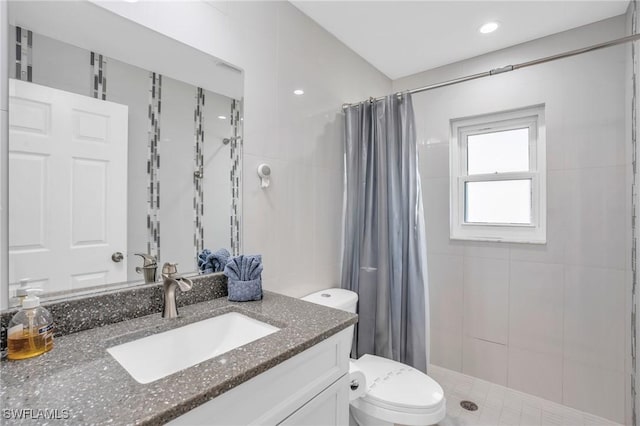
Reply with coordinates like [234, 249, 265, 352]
[6, 1, 243, 307]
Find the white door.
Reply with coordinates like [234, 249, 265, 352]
[9, 79, 128, 294]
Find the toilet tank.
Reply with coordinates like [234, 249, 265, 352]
[301, 288, 358, 313]
[302, 288, 358, 357]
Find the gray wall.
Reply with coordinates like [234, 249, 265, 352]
[393, 15, 629, 424]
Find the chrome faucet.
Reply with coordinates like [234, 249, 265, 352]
[161, 262, 193, 318]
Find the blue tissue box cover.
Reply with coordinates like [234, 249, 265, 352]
[228, 278, 263, 302]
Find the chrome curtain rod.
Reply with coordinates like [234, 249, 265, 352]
[342, 33, 640, 109]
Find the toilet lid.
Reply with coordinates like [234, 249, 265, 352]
[353, 354, 444, 411]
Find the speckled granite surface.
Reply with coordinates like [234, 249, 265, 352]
[0, 291, 357, 425]
[0, 273, 228, 342]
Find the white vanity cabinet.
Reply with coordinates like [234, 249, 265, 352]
[168, 328, 351, 426]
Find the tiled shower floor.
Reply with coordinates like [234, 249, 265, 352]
[430, 365, 621, 426]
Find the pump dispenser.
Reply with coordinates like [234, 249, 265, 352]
[15, 278, 31, 306]
[7, 289, 54, 360]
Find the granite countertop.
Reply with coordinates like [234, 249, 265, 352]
[0, 291, 357, 425]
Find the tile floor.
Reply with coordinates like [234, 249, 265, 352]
[430, 365, 621, 426]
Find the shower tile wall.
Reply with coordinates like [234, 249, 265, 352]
[393, 16, 629, 424]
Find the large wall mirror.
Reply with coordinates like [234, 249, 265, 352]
[4, 1, 243, 308]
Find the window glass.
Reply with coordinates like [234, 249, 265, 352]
[467, 128, 529, 175]
[465, 179, 532, 224]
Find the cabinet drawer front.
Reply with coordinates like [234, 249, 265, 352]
[169, 329, 350, 426]
[279, 374, 349, 426]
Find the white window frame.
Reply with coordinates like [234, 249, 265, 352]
[449, 105, 546, 244]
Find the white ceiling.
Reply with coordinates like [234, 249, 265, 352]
[291, 1, 630, 80]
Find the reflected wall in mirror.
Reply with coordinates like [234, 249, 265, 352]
[5, 1, 244, 307]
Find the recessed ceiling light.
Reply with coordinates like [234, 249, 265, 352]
[293, 89, 304, 96]
[123, 0, 139, 3]
[479, 22, 499, 34]
[218, 115, 227, 120]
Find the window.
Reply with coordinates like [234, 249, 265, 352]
[450, 105, 546, 243]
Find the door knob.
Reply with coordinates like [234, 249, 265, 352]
[111, 252, 124, 263]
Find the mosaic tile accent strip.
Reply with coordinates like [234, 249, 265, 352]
[90, 52, 107, 100]
[230, 99, 243, 255]
[194, 88, 205, 258]
[631, 2, 638, 424]
[15, 26, 32, 82]
[147, 72, 162, 262]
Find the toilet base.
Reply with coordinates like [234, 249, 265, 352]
[350, 398, 446, 426]
[350, 406, 393, 426]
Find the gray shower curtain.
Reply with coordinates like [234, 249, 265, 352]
[341, 93, 429, 372]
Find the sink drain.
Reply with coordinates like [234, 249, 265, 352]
[460, 400, 478, 411]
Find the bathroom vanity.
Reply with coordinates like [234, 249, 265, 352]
[0, 290, 357, 425]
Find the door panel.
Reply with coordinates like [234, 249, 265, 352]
[9, 79, 128, 294]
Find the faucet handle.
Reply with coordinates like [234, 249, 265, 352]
[162, 262, 179, 275]
[135, 253, 157, 266]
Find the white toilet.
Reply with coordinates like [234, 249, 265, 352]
[302, 288, 446, 426]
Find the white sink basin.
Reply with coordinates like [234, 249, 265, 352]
[107, 312, 280, 384]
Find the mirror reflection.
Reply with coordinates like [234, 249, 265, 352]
[6, 2, 243, 306]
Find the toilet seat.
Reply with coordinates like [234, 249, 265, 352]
[350, 355, 446, 425]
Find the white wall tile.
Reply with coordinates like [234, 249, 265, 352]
[418, 139, 449, 179]
[563, 360, 625, 424]
[423, 177, 464, 256]
[508, 261, 563, 355]
[625, 369, 633, 426]
[463, 241, 510, 260]
[563, 166, 627, 270]
[463, 257, 509, 344]
[242, 154, 288, 285]
[507, 346, 563, 403]
[429, 253, 464, 373]
[311, 166, 343, 291]
[431, 328, 463, 372]
[543, 104, 567, 172]
[509, 171, 567, 264]
[564, 118, 627, 170]
[560, 48, 626, 170]
[0, 111, 4, 295]
[310, 112, 344, 171]
[563, 265, 625, 371]
[277, 161, 315, 277]
[0, 0, 8, 112]
[429, 253, 464, 334]
[462, 336, 508, 385]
